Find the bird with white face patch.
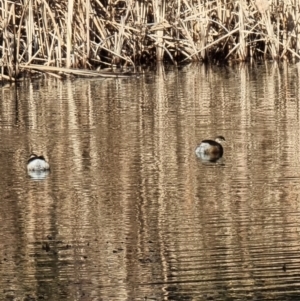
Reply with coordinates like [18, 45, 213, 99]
[27, 154, 50, 171]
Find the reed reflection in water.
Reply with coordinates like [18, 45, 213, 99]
[1, 63, 300, 300]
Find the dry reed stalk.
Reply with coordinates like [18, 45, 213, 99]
[12, 2, 18, 78]
[39, 2, 49, 57]
[38, 0, 64, 66]
[237, 1, 247, 61]
[114, 15, 125, 65]
[20, 63, 135, 78]
[41, 1, 64, 46]
[136, 0, 147, 24]
[296, 1, 300, 55]
[91, 16, 108, 47]
[25, 0, 33, 61]
[2, 0, 16, 79]
[66, 0, 74, 68]
[85, 0, 90, 66]
[0, 72, 16, 81]
[182, 26, 240, 62]
[152, 0, 166, 61]
[198, 4, 208, 60]
[1, 0, 7, 79]
[275, 39, 300, 60]
[147, 33, 175, 63]
[260, 10, 278, 59]
[179, 19, 200, 60]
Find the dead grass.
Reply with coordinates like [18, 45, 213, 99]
[0, 0, 299, 80]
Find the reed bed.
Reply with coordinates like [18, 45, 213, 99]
[0, 0, 299, 81]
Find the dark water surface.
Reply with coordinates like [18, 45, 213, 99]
[1, 63, 300, 300]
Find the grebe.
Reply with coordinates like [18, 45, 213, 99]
[195, 136, 225, 162]
[27, 154, 50, 171]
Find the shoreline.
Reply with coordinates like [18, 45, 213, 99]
[1, 0, 299, 81]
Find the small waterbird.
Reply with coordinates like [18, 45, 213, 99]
[195, 136, 225, 162]
[27, 154, 50, 171]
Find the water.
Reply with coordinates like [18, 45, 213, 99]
[1, 63, 300, 300]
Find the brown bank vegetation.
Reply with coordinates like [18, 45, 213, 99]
[1, 0, 300, 80]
